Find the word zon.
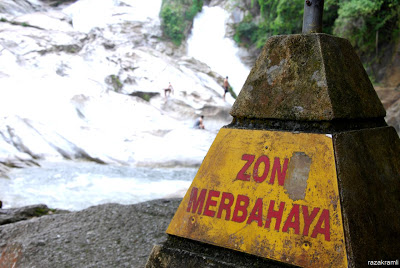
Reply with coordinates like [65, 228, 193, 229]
[236, 154, 289, 185]
[187, 187, 331, 241]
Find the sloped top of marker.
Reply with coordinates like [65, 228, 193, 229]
[230, 33, 385, 121]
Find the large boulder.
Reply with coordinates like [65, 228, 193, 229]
[0, 199, 181, 268]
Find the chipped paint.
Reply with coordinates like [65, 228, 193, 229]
[284, 152, 312, 201]
[167, 128, 348, 267]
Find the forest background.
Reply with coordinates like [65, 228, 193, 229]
[160, 0, 400, 85]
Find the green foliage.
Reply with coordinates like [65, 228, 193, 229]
[338, 0, 383, 17]
[323, 0, 340, 34]
[161, 5, 185, 46]
[228, 86, 237, 99]
[160, 0, 203, 46]
[186, 0, 203, 20]
[34, 207, 50, 217]
[142, 93, 151, 102]
[109, 75, 123, 92]
[233, 0, 399, 60]
[234, 14, 258, 45]
[234, 0, 304, 48]
[333, 0, 400, 56]
[270, 0, 303, 35]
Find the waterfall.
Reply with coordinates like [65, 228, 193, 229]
[0, 1, 251, 211]
[187, 6, 251, 98]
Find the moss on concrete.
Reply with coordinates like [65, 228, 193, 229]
[230, 34, 386, 121]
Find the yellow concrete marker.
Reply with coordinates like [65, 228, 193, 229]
[167, 128, 347, 267]
[146, 27, 399, 268]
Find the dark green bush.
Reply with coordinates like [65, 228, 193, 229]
[161, 5, 185, 46]
[186, 0, 203, 20]
[333, 0, 400, 56]
[234, 15, 258, 45]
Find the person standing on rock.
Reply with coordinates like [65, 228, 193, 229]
[223, 76, 229, 101]
[164, 82, 174, 99]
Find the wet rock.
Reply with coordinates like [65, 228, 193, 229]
[0, 0, 44, 15]
[0, 199, 181, 268]
[0, 204, 63, 225]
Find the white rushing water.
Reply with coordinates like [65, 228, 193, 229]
[0, 161, 196, 211]
[0, 1, 252, 211]
[187, 6, 251, 98]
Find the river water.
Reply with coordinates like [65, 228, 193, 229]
[0, 2, 250, 211]
[0, 161, 196, 211]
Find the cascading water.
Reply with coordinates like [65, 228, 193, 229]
[187, 6, 251, 99]
[0, 161, 195, 211]
[0, 1, 253, 211]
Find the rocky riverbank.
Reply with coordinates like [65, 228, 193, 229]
[0, 198, 181, 268]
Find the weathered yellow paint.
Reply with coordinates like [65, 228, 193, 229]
[167, 128, 347, 267]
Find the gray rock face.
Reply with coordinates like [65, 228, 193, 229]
[0, 0, 44, 15]
[0, 199, 181, 268]
[0, 204, 53, 225]
[386, 97, 400, 134]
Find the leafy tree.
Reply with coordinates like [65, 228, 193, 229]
[235, 0, 304, 48]
[234, 0, 399, 56]
[234, 14, 258, 45]
[323, 0, 340, 34]
[232, 0, 399, 81]
[269, 0, 303, 35]
[186, 0, 203, 20]
[333, 0, 400, 56]
[161, 5, 185, 46]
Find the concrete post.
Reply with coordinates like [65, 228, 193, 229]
[146, 7, 399, 268]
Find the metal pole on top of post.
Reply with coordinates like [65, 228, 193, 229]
[302, 0, 324, 34]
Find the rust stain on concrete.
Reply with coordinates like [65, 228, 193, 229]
[0, 243, 23, 268]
